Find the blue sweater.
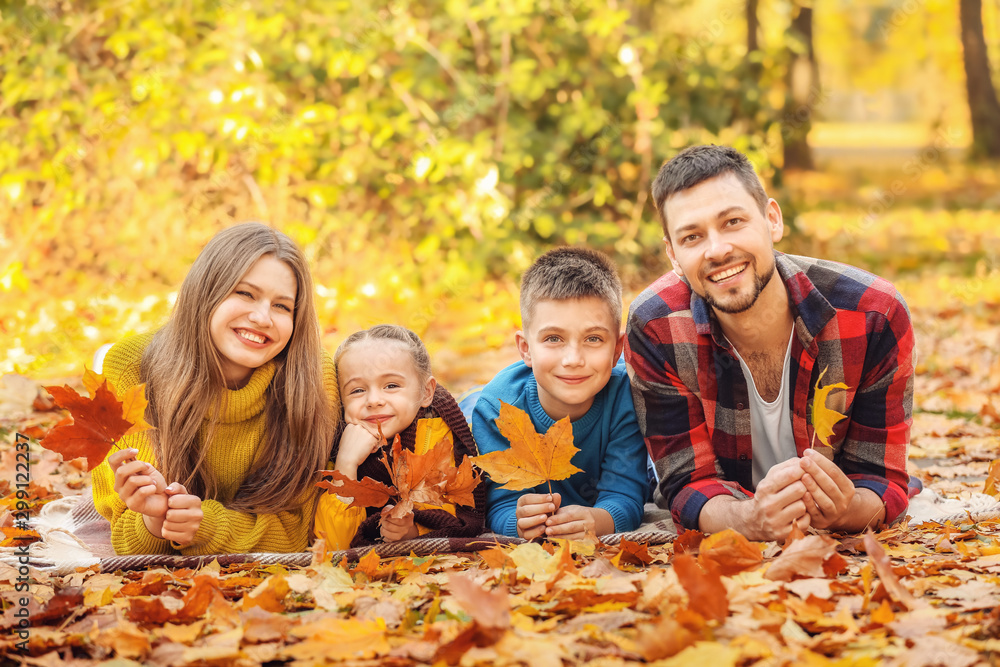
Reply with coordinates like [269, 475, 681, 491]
[472, 360, 648, 536]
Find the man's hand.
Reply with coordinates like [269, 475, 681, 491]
[110, 448, 168, 518]
[380, 506, 418, 542]
[543, 505, 614, 540]
[749, 458, 812, 541]
[799, 448, 855, 530]
[515, 493, 561, 540]
[161, 483, 203, 546]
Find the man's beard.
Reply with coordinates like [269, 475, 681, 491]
[700, 256, 776, 315]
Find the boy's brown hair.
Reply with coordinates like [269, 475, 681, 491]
[520, 247, 623, 329]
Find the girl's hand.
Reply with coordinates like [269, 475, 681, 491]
[161, 483, 203, 546]
[334, 422, 382, 479]
[515, 493, 561, 540]
[109, 448, 168, 518]
[380, 505, 418, 542]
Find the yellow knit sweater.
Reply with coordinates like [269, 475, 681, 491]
[91, 333, 337, 556]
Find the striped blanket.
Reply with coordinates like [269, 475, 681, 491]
[7, 487, 998, 575]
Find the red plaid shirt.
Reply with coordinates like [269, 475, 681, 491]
[625, 252, 915, 530]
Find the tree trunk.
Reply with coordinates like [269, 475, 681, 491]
[959, 0, 1000, 158]
[746, 0, 761, 81]
[782, 1, 817, 171]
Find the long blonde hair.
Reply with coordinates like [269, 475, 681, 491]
[141, 222, 339, 512]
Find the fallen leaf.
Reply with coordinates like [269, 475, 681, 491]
[811, 366, 849, 448]
[127, 597, 174, 625]
[448, 573, 510, 629]
[673, 553, 728, 622]
[698, 529, 763, 576]
[175, 575, 226, 622]
[862, 531, 924, 610]
[636, 617, 698, 661]
[471, 401, 582, 491]
[613, 539, 652, 567]
[0, 527, 41, 548]
[242, 573, 289, 613]
[30, 588, 84, 624]
[870, 599, 895, 624]
[765, 534, 847, 582]
[673, 529, 705, 555]
[352, 550, 381, 580]
[985, 459, 1000, 497]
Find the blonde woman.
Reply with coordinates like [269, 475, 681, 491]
[91, 222, 339, 555]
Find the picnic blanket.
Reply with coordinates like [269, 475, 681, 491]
[3, 491, 677, 574]
[6, 487, 998, 575]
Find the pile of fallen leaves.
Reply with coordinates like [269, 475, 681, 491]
[1, 300, 999, 666]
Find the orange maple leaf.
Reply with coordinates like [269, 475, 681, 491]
[698, 528, 763, 576]
[40, 376, 143, 471]
[0, 526, 41, 548]
[316, 471, 397, 509]
[471, 401, 583, 492]
[317, 434, 480, 519]
[672, 552, 728, 622]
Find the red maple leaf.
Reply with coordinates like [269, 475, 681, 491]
[40, 379, 136, 471]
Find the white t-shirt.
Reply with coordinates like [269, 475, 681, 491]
[732, 329, 797, 488]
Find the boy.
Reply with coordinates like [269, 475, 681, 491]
[472, 247, 649, 539]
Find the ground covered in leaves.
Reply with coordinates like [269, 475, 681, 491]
[1, 301, 999, 666]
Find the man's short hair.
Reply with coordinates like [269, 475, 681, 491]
[651, 145, 769, 240]
[520, 247, 623, 330]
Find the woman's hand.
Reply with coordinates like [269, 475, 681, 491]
[380, 505, 418, 542]
[334, 422, 383, 480]
[161, 483, 203, 546]
[109, 448, 168, 518]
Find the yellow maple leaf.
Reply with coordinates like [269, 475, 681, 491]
[811, 366, 849, 448]
[471, 401, 583, 492]
[984, 460, 1000, 498]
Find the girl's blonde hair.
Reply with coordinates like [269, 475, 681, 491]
[142, 222, 339, 513]
[334, 324, 432, 382]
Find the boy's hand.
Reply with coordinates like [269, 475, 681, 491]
[544, 505, 614, 540]
[110, 448, 168, 518]
[516, 493, 561, 540]
[335, 423, 382, 479]
[380, 505, 418, 542]
[161, 483, 203, 546]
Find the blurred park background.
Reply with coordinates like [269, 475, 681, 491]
[2, 0, 999, 393]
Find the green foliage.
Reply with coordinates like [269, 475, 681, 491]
[1, 0, 782, 375]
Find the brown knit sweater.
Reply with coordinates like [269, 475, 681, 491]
[350, 385, 485, 547]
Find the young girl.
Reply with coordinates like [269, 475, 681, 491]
[314, 325, 484, 548]
[91, 222, 339, 555]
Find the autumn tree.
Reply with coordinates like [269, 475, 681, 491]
[782, 0, 818, 170]
[959, 0, 1000, 158]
